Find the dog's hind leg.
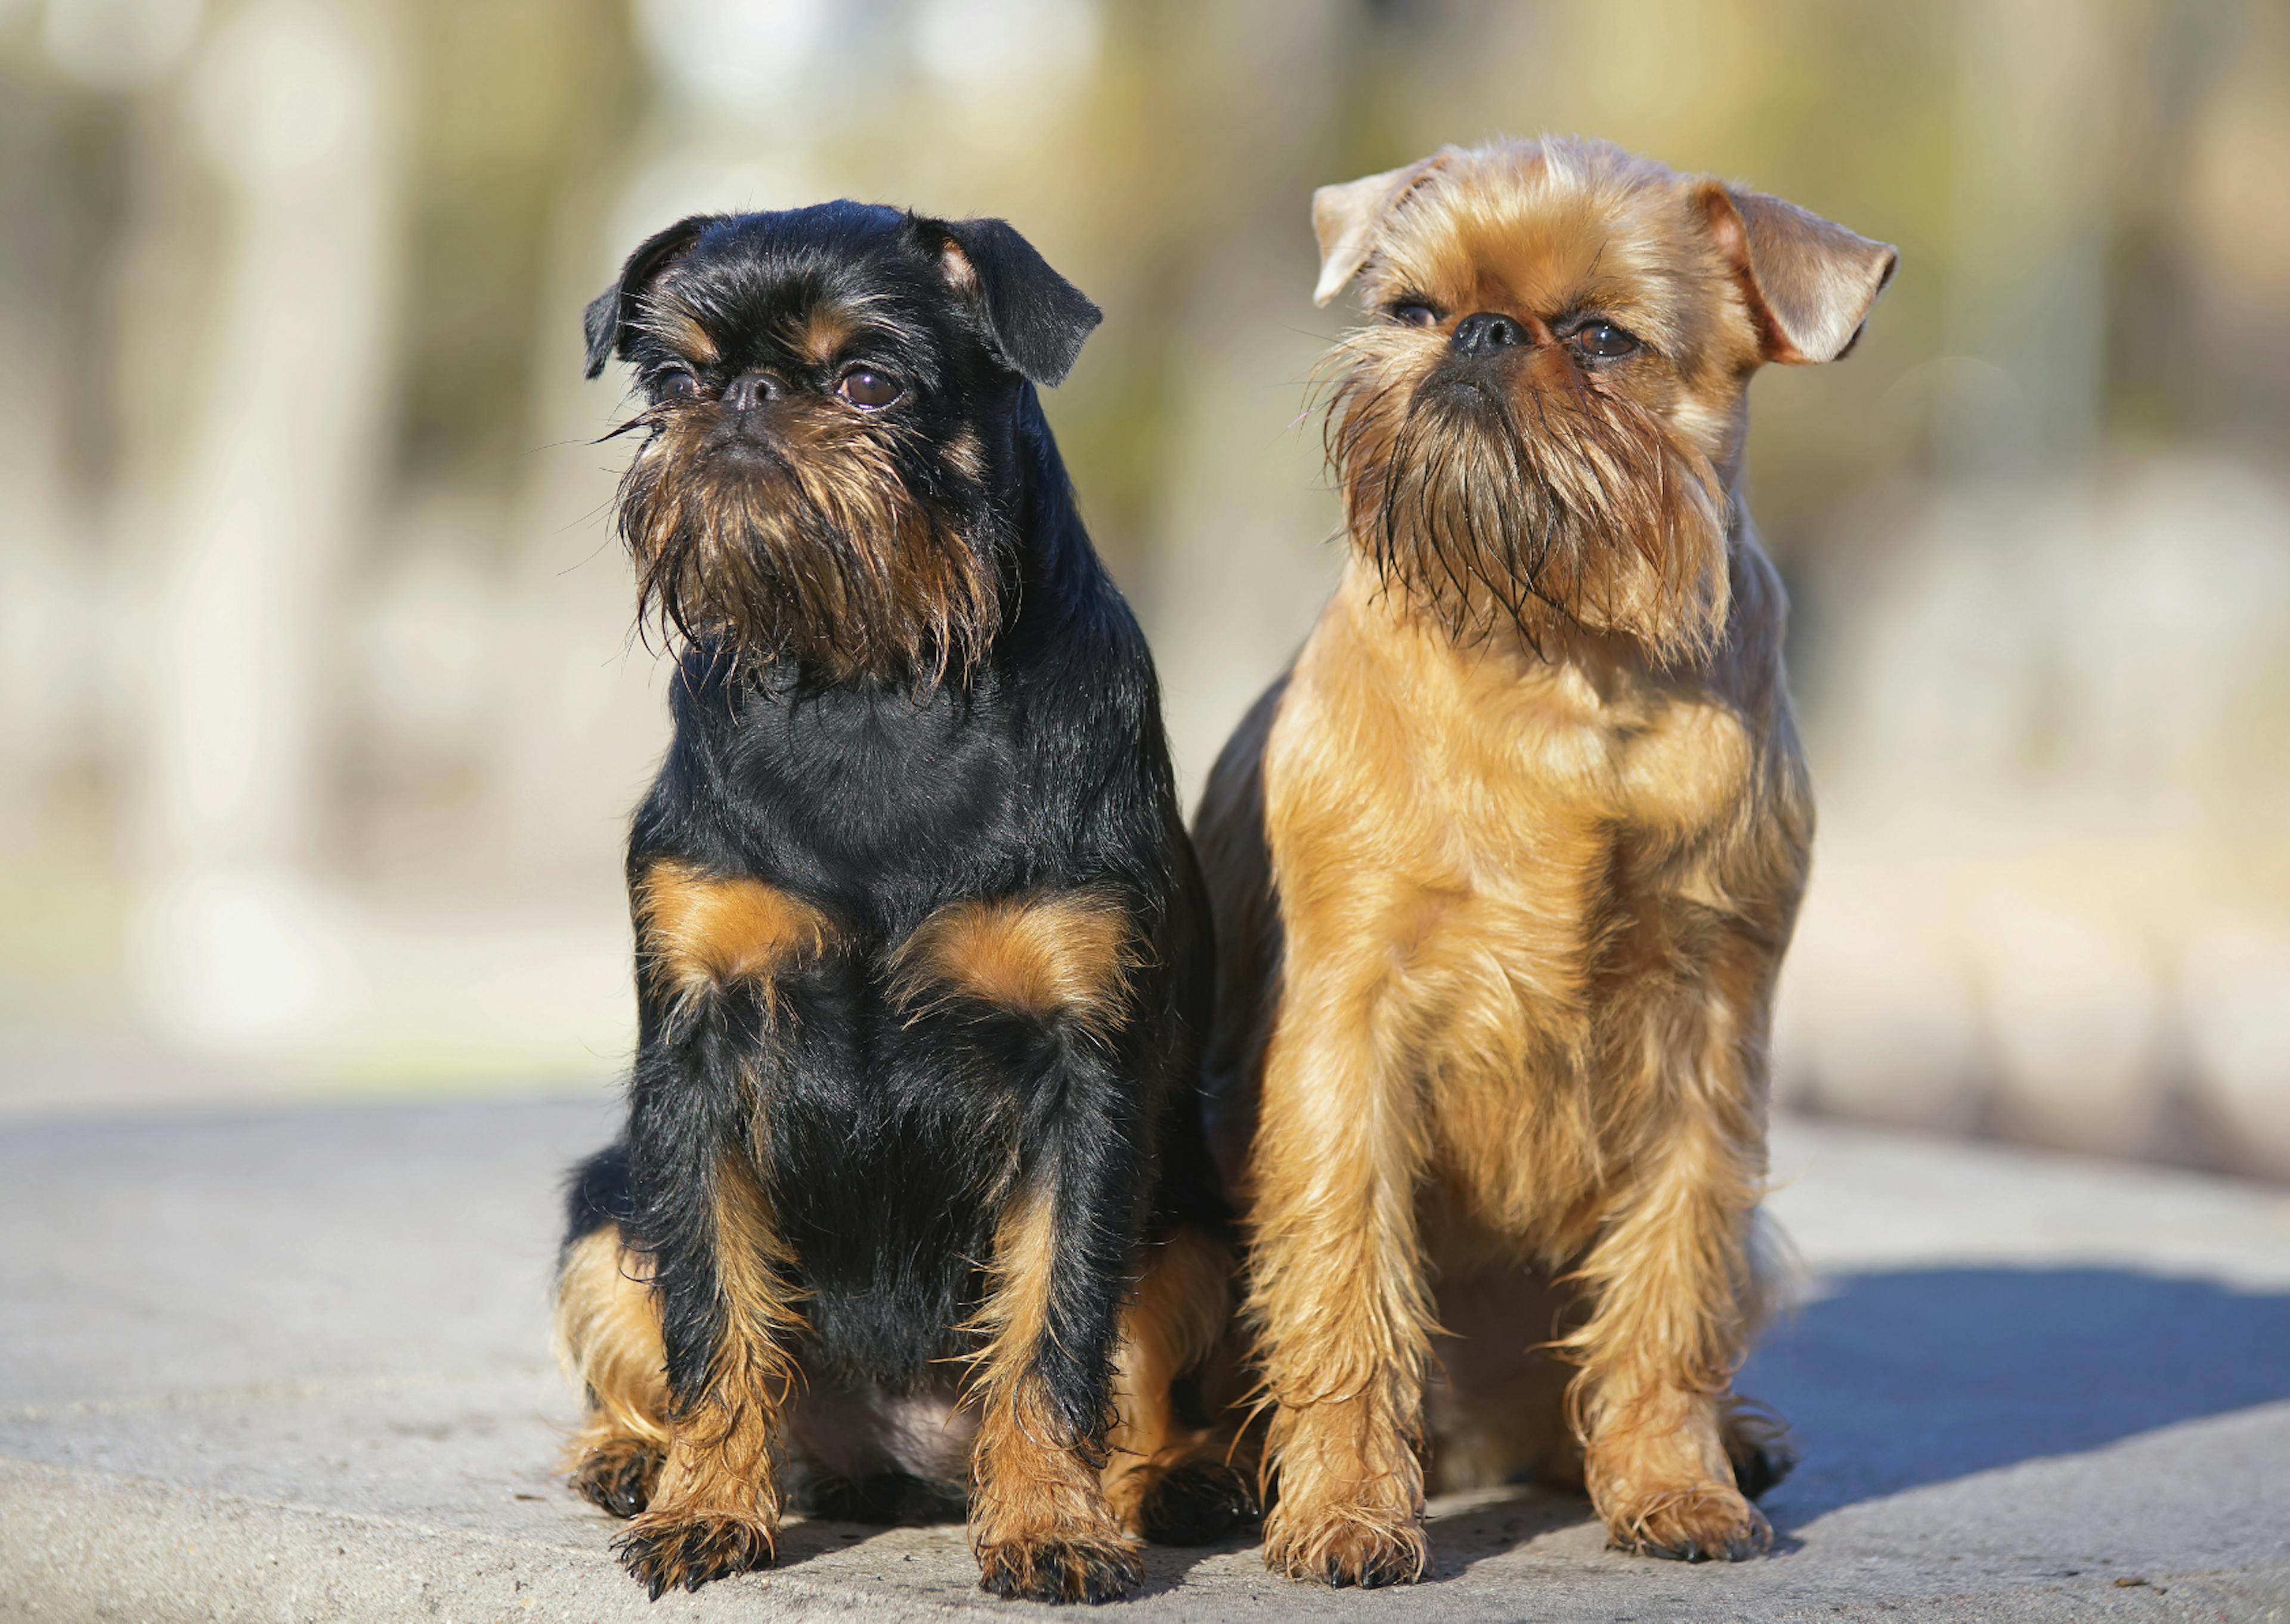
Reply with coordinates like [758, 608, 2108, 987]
[1421, 1262, 1583, 1496]
[1723, 1396, 1797, 1502]
[1101, 1228, 1258, 1545]
[554, 1150, 670, 1517]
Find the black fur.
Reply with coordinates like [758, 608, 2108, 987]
[937, 215, 1103, 386]
[1137, 1459, 1261, 1546]
[584, 215, 711, 380]
[583, 206, 1101, 388]
[560, 202, 1228, 1600]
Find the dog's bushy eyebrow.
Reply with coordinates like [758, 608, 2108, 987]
[644, 257, 950, 392]
[801, 289, 943, 377]
[628, 295, 722, 367]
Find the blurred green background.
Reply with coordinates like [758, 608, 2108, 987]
[3, 0, 2288, 1176]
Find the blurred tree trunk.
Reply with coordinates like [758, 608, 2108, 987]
[131, 0, 407, 1048]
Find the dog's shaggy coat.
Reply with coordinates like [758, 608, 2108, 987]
[553, 204, 1249, 1606]
[1194, 137, 1895, 1586]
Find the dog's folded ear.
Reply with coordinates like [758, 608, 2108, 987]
[931, 217, 1102, 388]
[1311, 152, 1452, 306]
[584, 214, 720, 380]
[1699, 184, 1897, 365]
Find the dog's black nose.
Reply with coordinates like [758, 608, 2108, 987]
[1451, 312, 1525, 355]
[720, 371, 784, 412]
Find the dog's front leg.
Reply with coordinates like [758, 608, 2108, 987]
[611, 864, 818, 1597]
[1561, 966, 1780, 1563]
[967, 1090, 1150, 1603]
[888, 887, 1159, 1600]
[1248, 963, 1434, 1587]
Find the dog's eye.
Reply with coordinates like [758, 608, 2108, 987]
[837, 368, 902, 410]
[652, 367, 699, 401]
[1388, 302, 1441, 328]
[1571, 321, 1639, 360]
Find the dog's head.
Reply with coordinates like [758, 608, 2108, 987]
[1311, 137, 1895, 664]
[584, 203, 1101, 684]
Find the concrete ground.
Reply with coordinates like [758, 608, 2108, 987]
[2, 1092, 2286, 1623]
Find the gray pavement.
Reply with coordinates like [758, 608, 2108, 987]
[2, 1092, 2286, 1623]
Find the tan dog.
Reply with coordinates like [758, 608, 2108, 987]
[1193, 136, 1895, 1586]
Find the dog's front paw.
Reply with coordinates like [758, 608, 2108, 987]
[975, 1535, 1144, 1604]
[613, 1511, 775, 1597]
[1137, 1459, 1259, 1546]
[569, 1437, 661, 1519]
[1607, 1485, 1771, 1563]
[1262, 1506, 1428, 1588]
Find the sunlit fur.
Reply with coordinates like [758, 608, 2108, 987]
[558, 203, 1255, 1607]
[1313, 140, 1750, 665]
[557, 1193, 1249, 1601]
[614, 323, 999, 686]
[1196, 136, 1894, 1586]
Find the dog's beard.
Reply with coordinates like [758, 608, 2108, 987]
[617, 409, 999, 687]
[1323, 342, 1729, 666]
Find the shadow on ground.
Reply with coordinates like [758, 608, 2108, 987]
[1747, 1266, 2290, 1519]
[766, 1267, 2290, 1589]
[1417, 1265, 2290, 1580]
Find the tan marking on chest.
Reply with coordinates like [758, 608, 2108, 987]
[889, 888, 1139, 1034]
[635, 859, 834, 1009]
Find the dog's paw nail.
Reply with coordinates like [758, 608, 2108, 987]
[1613, 1490, 1769, 1565]
[571, 1446, 660, 1520]
[1267, 1520, 1427, 1589]
[976, 1536, 1144, 1604]
[613, 1513, 775, 1595]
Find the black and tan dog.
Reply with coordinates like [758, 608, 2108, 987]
[555, 203, 1249, 1604]
[1196, 137, 1895, 1585]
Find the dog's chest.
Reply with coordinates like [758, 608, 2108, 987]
[1280, 604, 1758, 1017]
[1415, 665, 1750, 1029]
[1271, 607, 1769, 1239]
[713, 678, 1031, 874]
[1281, 610, 1756, 938]
[1443, 650, 1750, 841]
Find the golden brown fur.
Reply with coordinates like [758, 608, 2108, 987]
[889, 887, 1141, 1036]
[634, 859, 834, 1021]
[1196, 136, 1893, 1585]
